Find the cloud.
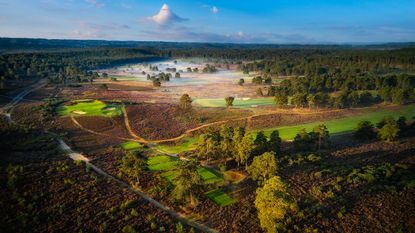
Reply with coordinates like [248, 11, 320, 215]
[147, 4, 187, 26]
[211, 6, 219, 14]
[137, 25, 316, 44]
[69, 21, 130, 39]
[85, 0, 104, 8]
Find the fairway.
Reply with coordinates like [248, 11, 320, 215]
[155, 136, 199, 154]
[120, 141, 143, 151]
[205, 189, 236, 207]
[256, 105, 415, 140]
[194, 97, 274, 108]
[148, 155, 224, 184]
[147, 155, 179, 171]
[57, 99, 122, 117]
[197, 167, 224, 184]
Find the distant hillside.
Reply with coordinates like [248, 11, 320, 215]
[1, 37, 414, 53]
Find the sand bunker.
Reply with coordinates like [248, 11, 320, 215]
[103, 107, 116, 111]
[73, 110, 87, 115]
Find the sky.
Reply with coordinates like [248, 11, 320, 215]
[0, 0, 414, 44]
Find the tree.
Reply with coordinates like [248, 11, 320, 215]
[274, 94, 288, 108]
[179, 94, 192, 112]
[236, 133, 254, 169]
[292, 93, 307, 108]
[313, 124, 330, 150]
[152, 79, 161, 87]
[248, 152, 278, 182]
[254, 176, 297, 233]
[378, 120, 400, 142]
[377, 116, 395, 129]
[307, 94, 316, 108]
[293, 128, 313, 151]
[232, 127, 245, 159]
[118, 152, 146, 187]
[254, 131, 268, 156]
[175, 72, 181, 78]
[171, 160, 203, 207]
[225, 96, 235, 107]
[238, 78, 245, 86]
[268, 130, 281, 153]
[354, 120, 376, 140]
[219, 126, 234, 162]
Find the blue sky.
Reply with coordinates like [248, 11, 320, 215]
[0, 0, 414, 43]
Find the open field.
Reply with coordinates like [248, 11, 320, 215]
[204, 189, 236, 207]
[194, 97, 274, 108]
[120, 141, 143, 151]
[57, 99, 122, 117]
[255, 105, 415, 140]
[155, 137, 199, 154]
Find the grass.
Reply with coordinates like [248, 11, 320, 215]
[197, 167, 224, 184]
[155, 136, 199, 154]
[57, 99, 122, 117]
[164, 105, 415, 152]
[255, 105, 415, 140]
[204, 189, 236, 207]
[147, 155, 179, 171]
[194, 97, 274, 108]
[120, 141, 143, 151]
[147, 155, 223, 184]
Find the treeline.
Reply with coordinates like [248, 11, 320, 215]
[241, 49, 415, 108]
[0, 48, 160, 88]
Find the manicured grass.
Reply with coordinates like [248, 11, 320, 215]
[155, 136, 199, 154]
[194, 97, 274, 108]
[120, 141, 142, 151]
[205, 189, 236, 207]
[57, 99, 122, 117]
[197, 167, 224, 184]
[147, 155, 179, 171]
[255, 105, 415, 140]
[148, 155, 223, 184]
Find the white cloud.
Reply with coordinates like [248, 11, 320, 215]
[85, 0, 104, 8]
[211, 6, 219, 14]
[148, 4, 187, 26]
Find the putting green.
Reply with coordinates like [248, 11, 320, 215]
[205, 189, 236, 207]
[120, 141, 143, 151]
[254, 105, 415, 140]
[57, 99, 122, 117]
[194, 97, 274, 108]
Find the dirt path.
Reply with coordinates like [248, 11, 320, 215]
[2, 85, 220, 233]
[58, 139, 219, 233]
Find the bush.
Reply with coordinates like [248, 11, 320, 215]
[378, 120, 400, 142]
[354, 120, 376, 140]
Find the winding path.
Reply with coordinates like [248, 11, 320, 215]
[2, 84, 220, 233]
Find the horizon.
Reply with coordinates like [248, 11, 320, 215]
[1, 0, 414, 44]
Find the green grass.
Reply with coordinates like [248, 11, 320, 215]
[254, 105, 415, 140]
[148, 155, 223, 184]
[57, 99, 122, 117]
[197, 167, 224, 184]
[120, 141, 143, 151]
[155, 136, 199, 154]
[194, 97, 274, 108]
[205, 189, 236, 207]
[147, 155, 179, 171]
